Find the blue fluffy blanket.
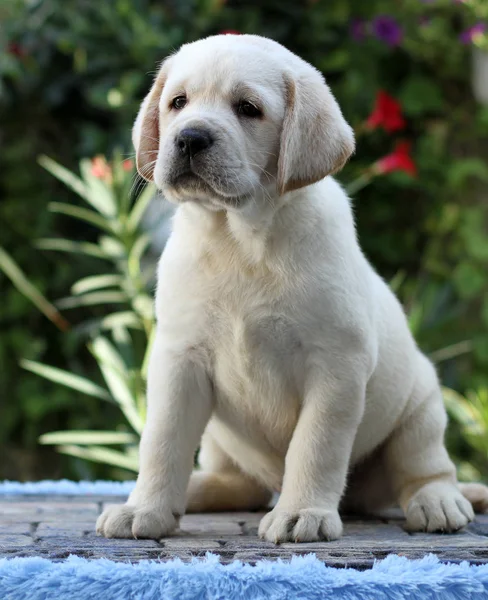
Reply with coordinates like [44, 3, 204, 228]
[1, 553, 487, 600]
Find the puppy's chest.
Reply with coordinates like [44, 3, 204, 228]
[211, 301, 301, 373]
[159, 252, 304, 442]
[206, 281, 304, 418]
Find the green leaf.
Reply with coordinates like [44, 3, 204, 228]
[0, 247, 70, 331]
[99, 236, 126, 259]
[74, 312, 144, 336]
[39, 430, 137, 445]
[56, 291, 127, 309]
[429, 340, 472, 363]
[112, 326, 135, 371]
[399, 76, 444, 117]
[457, 462, 482, 483]
[483, 295, 488, 329]
[127, 183, 156, 232]
[98, 312, 144, 331]
[55, 445, 139, 472]
[389, 270, 407, 294]
[48, 202, 114, 233]
[141, 323, 156, 380]
[407, 301, 424, 337]
[448, 159, 488, 190]
[21, 359, 111, 401]
[90, 336, 126, 373]
[128, 234, 151, 279]
[443, 386, 476, 426]
[36, 238, 109, 260]
[132, 294, 154, 321]
[38, 155, 89, 201]
[98, 364, 143, 433]
[443, 386, 488, 449]
[90, 337, 144, 433]
[453, 263, 486, 299]
[317, 49, 349, 71]
[474, 336, 488, 363]
[112, 325, 131, 346]
[72, 274, 123, 295]
[460, 209, 488, 262]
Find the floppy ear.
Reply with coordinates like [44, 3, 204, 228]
[277, 71, 355, 195]
[132, 59, 172, 182]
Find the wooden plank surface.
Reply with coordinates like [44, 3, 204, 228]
[1, 495, 487, 568]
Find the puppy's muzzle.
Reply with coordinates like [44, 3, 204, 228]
[176, 128, 214, 159]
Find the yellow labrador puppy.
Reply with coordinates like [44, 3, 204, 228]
[97, 34, 488, 543]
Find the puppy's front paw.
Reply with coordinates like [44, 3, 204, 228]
[405, 482, 474, 533]
[96, 503, 179, 539]
[258, 507, 342, 543]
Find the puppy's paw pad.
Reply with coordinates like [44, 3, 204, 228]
[405, 483, 474, 533]
[96, 504, 178, 539]
[258, 507, 342, 543]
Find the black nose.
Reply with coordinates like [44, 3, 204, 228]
[176, 128, 213, 158]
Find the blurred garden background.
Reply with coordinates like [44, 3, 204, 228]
[1, 0, 488, 483]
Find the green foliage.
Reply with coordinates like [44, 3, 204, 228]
[1, 0, 488, 479]
[30, 155, 153, 472]
[0, 154, 154, 478]
[444, 386, 488, 481]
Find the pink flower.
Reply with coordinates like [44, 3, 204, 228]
[122, 159, 134, 172]
[91, 156, 112, 181]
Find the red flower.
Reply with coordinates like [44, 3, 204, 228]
[7, 42, 26, 58]
[366, 90, 406, 133]
[122, 159, 134, 171]
[220, 30, 241, 35]
[374, 141, 417, 177]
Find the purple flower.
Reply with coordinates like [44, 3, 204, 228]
[460, 23, 486, 45]
[350, 18, 367, 42]
[372, 16, 403, 47]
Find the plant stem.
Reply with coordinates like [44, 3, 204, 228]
[345, 171, 375, 196]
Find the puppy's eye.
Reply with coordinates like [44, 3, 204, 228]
[171, 95, 187, 110]
[237, 100, 262, 118]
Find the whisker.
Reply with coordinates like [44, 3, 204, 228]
[139, 135, 160, 144]
[129, 175, 145, 199]
[129, 159, 157, 197]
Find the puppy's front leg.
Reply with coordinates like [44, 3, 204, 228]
[259, 369, 365, 543]
[97, 335, 212, 539]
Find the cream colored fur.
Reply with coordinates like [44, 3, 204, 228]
[97, 34, 488, 543]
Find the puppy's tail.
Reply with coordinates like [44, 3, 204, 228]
[459, 482, 488, 513]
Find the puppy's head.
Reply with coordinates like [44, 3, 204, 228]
[133, 35, 354, 210]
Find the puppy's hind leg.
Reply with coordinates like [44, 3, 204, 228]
[385, 360, 474, 532]
[186, 431, 272, 512]
[459, 483, 488, 514]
